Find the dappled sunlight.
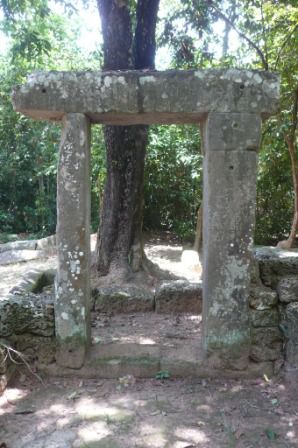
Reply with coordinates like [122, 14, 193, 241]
[75, 396, 134, 422]
[77, 420, 111, 443]
[0, 387, 29, 414]
[174, 426, 209, 444]
[139, 423, 167, 448]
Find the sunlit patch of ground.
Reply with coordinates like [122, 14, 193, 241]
[1, 373, 298, 447]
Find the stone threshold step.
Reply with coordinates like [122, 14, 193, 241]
[39, 341, 274, 380]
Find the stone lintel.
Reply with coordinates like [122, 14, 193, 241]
[55, 113, 91, 369]
[12, 69, 279, 124]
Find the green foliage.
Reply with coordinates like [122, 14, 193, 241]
[155, 370, 170, 380]
[144, 125, 202, 239]
[0, 3, 104, 235]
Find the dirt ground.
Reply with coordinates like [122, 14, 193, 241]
[1, 371, 298, 448]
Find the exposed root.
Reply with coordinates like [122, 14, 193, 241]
[0, 341, 44, 384]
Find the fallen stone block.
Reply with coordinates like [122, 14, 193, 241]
[155, 280, 202, 314]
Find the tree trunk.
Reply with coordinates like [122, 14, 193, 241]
[277, 89, 298, 249]
[96, 0, 159, 278]
[193, 204, 203, 253]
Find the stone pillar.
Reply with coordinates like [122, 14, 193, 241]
[202, 113, 261, 369]
[55, 113, 91, 368]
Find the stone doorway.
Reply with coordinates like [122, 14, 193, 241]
[12, 69, 279, 372]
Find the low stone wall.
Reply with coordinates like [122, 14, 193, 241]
[0, 246, 297, 384]
[252, 247, 298, 369]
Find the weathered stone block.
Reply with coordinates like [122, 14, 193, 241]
[202, 149, 258, 362]
[277, 276, 298, 303]
[250, 257, 262, 285]
[254, 247, 298, 288]
[15, 334, 56, 365]
[281, 302, 298, 366]
[0, 345, 6, 374]
[12, 69, 279, 124]
[203, 113, 261, 152]
[250, 327, 283, 362]
[249, 285, 278, 310]
[93, 286, 154, 313]
[250, 308, 279, 328]
[55, 113, 91, 369]
[0, 293, 54, 337]
[155, 280, 202, 314]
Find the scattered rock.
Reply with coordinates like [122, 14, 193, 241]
[155, 280, 202, 314]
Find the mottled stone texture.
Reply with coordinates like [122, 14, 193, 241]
[55, 113, 91, 368]
[202, 114, 260, 368]
[12, 69, 279, 124]
[155, 280, 202, 314]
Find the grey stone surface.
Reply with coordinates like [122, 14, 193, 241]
[203, 112, 261, 152]
[10, 268, 55, 295]
[202, 146, 258, 364]
[254, 246, 298, 288]
[277, 276, 298, 303]
[249, 256, 262, 285]
[55, 113, 91, 369]
[280, 302, 298, 366]
[0, 293, 54, 337]
[12, 69, 279, 124]
[0, 344, 6, 374]
[250, 327, 283, 362]
[249, 284, 278, 310]
[155, 280, 202, 314]
[0, 249, 46, 265]
[93, 286, 154, 313]
[0, 240, 38, 253]
[36, 234, 57, 252]
[250, 308, 279, 328]
[15, 334, 56, 365]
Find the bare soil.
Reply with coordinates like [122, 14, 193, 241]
[1, 370, 298, 448]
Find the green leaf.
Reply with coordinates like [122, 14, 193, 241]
[265, 428, 278, 440]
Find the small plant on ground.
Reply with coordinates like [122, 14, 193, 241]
[155, 370, 170, 380]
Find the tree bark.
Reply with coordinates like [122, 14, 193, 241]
[193, 204, 203, 253]
[96, 0, 159, 278]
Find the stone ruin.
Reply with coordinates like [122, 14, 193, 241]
[2, 68, 297, 383]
